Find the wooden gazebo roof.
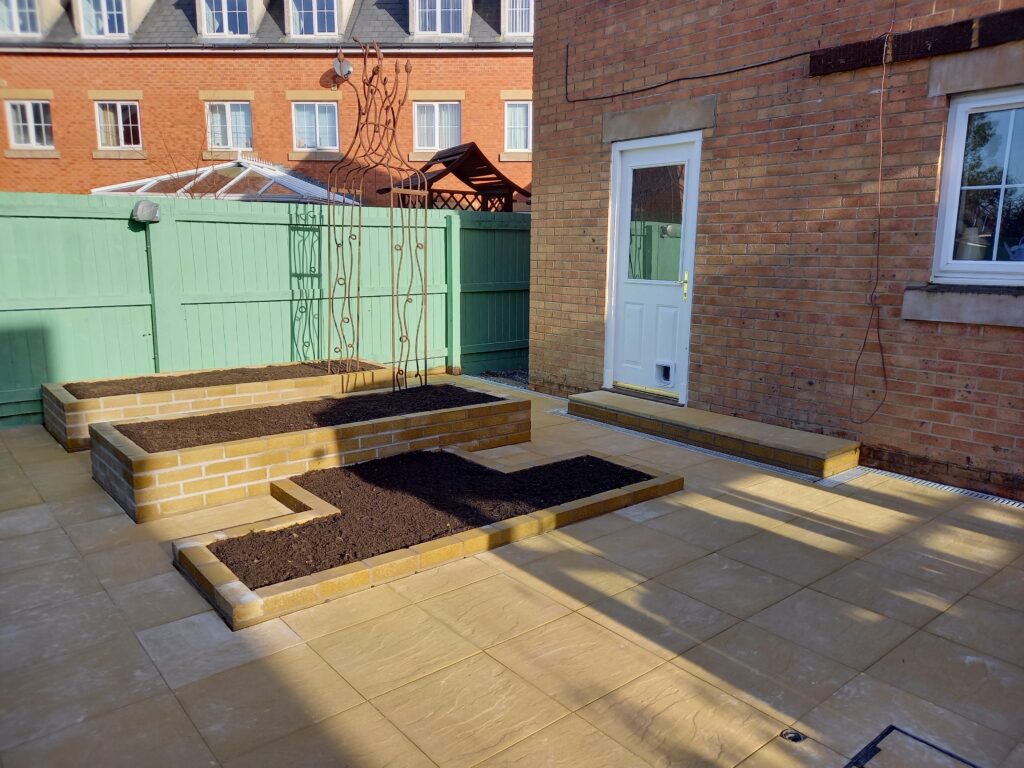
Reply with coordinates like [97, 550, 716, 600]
[380, 142, 531, 212]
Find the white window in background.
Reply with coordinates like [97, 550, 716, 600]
[414, 102, 461, 152]
[0, 0, 39, 35]
[96, 101, 141, 148]
[505, 101, 532, 151]
[417, 0, 461, 34]
[506, 0, 532, 35]
[292, 0, 336, 35]
[292, 102, 338, 150]
[81, 0, 125, 36]
[204, 0, 248, 35]
[934, 87, 1024, 285]
[206, 102, 252, 150]
[6, 101, 52, 148]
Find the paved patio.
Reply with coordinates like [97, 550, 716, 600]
[1, 379, 1022, 767]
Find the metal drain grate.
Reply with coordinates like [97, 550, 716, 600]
[845, 725, 981, 767]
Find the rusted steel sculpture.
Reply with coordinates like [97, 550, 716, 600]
[326, 42, 429, 391]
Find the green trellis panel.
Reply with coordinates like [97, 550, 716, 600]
[0, 192, 530, 427]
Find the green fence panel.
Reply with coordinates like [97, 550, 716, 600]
[0, 193, 530, 427]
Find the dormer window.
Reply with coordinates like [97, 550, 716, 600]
[292, 0, 336, 35]
[0, 0, 40, 35]
[417, 0, 461, 35]
[81, 0, 126, 37]
[506, 0, 532, 35]
[204, 0, 248, 36]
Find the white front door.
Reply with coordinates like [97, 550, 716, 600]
[605, 132, 701, 403]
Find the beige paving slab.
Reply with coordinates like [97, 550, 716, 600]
[851, 477, 967, 520]
[750, 589, 916, 670]
[796, 673, 1015, 767]
[0, 693, 217, 768]
[505, 546, 646, 610]
[579, 580, 737, 659]
[545, 511, 635, 545]
[868, 631, 1024, 739]
[677, 458, 779, 495]
[0, 633, 167, 751]
[656, 553, 801, 619]
[578, 662, 783, 768]
[642, 494, 791, 552]
[1002, 743, 1024, 768]
[791, 498, 922, 551]
[732, 476, 844, 515]
[0, 504, 58, 540]
[222, 701, 435, 768]
[420, 572, 570, 648]
[0, 483, 43, 513]
[623, 442, 719, 473]
[282, 584, 410, 641]
[107, 571, 212, 631]
[972, 566, 1024, 611]
[0, 591, 129, 675]
[476, 713, 653, 767]
[64, 514, 145, 555]
[373, 652, 568, 768]
[866, 728, 980, 767]
[736, 735, 846, 767]
[488, 613, 662, 710]
[176, 644, 364, 762]
[0, 556, 103, 616]
[926, 595, 1024, 668]
[475, 532, 579, 571]
[675, 622, 857, 723]
[390, 555, 498, 602]
[0, 527, 77, 574]
[581, 524, 708, 578]
[47, 493, 124, 528]
[613, 490, 709, 523]
[35, 473, 107, 504]
[136, 611, 303, 690]
[941, 498, 1024, 546]
[83, 539, 173, 588]
[720, 522, 862, 585]
[811, 559, 962, 627]
[309, 604, 478, 698]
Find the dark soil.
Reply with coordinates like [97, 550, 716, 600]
[64, 360, 376, 400]
[210, 451, 651, 589]
[116, 384, 499, 453]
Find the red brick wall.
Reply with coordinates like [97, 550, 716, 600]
[531, 0, 1024, 499]
[0, 51, 531, 195]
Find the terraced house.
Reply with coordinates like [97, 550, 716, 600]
[0, 0, 533, 197]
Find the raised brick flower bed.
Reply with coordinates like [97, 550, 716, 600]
[43, 360, 391, 451]
[173, 448, 684, 630]
[90, 385, 530, 522]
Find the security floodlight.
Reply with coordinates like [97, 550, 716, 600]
[130, 200, 160, 223]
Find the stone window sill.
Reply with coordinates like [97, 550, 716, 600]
[93, 149, 147, 160]
[901, 282, 1024, 328]
[499, 151, 532, 162]
[202, 150, 245, 161]
[409, 151, 436, 162]
[288, 150, 342, 162]
[5, 148, 60, 159]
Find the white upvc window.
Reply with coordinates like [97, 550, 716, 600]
[504, 101, 532, 151]
[206, 102, 252, 149]
[204, 0, 248, 35]
[934, 87, 1024, 285]
[416, 0, 461, 34]
[0, 0, 39, 35]
[95, 101, 141, 148]
[414, 101, 461, 152]
[506, 0, 532, 35]
[292, 102, 338, 150]
[292, 0, 336, 35]
[6, 100, 52, 148]
[81, 0, 125, 36]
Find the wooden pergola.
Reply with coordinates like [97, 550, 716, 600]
[380, 142, 531, 212]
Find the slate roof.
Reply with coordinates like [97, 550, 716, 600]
[0, 0, 529, 49]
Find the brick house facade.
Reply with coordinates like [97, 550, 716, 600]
[0, 1, 532, 197]
[531, 1, 1024, 499]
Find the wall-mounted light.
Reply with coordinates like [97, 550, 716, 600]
[130, 200, 160, 224]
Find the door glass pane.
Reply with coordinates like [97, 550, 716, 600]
[1006, 109, 1024, 186]
[953, 188, 999, 261]
[962, 109, 1010, 187]
[997, 187, 1024, 261]
[628, 164, 685, 281]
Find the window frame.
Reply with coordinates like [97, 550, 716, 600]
[94, 100, 142, 149]
[5, 100, 53, 149]
[79, 0, 126, 38]
[291, 101, 339, 151]
[504, 100, 532, 152]
[415, 0, 462, 36]
[205, 101, 253, 150]
[933, 86, 1024, 286]
[0, 0, 40, 36]
[291, 0, 336, 36]
[203, 0, 249, 37]
[505, 0, 532, 36]
[413, 100, 461, 152]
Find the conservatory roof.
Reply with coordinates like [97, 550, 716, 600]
[90, 155, 355, 204]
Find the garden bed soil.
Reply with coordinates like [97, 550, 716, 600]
[64, 359, 375, 399]
[115, 384, 498, 453]
[210, 451, 652, 589]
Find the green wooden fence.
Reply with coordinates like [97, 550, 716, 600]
[0, 193, 529, 426]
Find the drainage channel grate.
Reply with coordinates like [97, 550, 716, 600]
[845, 725, 982, 767]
